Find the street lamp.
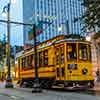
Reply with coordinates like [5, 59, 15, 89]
[86, 36, 91, 41]
[11, 0, 16, 4]
[31, 24, 41, 92]
[58, 20, 69, 34]
[2, 0, 16, 88]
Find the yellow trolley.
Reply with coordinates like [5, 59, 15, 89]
[15, 35, 94, 88]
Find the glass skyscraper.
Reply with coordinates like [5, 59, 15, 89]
[23, 0, 84, 44]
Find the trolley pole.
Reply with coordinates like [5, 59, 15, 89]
[32, 24, 42, 92]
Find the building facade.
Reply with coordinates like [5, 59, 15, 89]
[23, 0, 84, 44]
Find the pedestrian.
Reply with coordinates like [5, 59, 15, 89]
[96, 70, 99, 76]
[96, 70, 100, 82]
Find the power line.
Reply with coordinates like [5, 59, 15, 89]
[0, 19, 34, 26]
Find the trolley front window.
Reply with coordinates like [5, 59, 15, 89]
[79, 44, 88, 61]
[67, 43, 77, 61]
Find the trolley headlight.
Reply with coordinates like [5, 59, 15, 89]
[82, 68, 88, 75]
[68, 64, 77, 70]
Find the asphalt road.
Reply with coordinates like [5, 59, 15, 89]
[0, 95, 9, 100]
[0, 82, 100, 100]
[46, 87, 100, 96]
[0, 94, 23, 100]
[0, 87, 99, 100]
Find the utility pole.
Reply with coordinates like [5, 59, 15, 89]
[32, 24, 41, 92]
[5, 2, 14, 88]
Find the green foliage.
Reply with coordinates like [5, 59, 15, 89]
[81, 0, 100, 32]
[0, 34, 23, 68]
[10, 45, 23, 64]
[15, 45, 23, 53]
[0, 41, 6, 66]
[92, 32, 100, 39]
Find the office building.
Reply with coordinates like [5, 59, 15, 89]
[23, 0, 84, 44]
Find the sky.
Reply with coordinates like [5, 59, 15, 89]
[0, 0, 23, 46]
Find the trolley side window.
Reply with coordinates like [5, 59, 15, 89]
[60, 46, 64, 64]
[55, 48, 59, 65]
[21, 54, 33, 70]
[57, 68, 60, 77]
[67, 43, 77, 61]
[22, 57, 28, 69]
[39, 52, 43, 67]
[89, 45, 92, 62]
[39, 50, 48, 67]
[22, 58, 25, 69]
[43, 50, 48, 66]
[28, 55, 33, 68]
[79, 44, 88, 61]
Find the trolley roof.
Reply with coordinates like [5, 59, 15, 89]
[16, 34, 89, 58]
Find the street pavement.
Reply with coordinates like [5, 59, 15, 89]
[0, 81, 100, 100]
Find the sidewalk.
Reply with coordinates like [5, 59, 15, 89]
[0, 81, 16, 88]
[90, 82, 100, 91]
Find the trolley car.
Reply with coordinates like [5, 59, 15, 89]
[15, 35, 94, 88]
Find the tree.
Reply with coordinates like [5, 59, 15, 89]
[10, 45, 23, 66]
[81, 0, 100, 33]
[15, 45, 23, 53]
[74, 0, 100, 40]
[0, 39, 6, 66]
[0, 34, 23, 72]
[92, 32, 100, 40]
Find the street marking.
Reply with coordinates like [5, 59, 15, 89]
[9, 95, 24, 100]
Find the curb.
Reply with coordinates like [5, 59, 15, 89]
[15, 87, 32, 93]
[88, 88, 100, 92]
